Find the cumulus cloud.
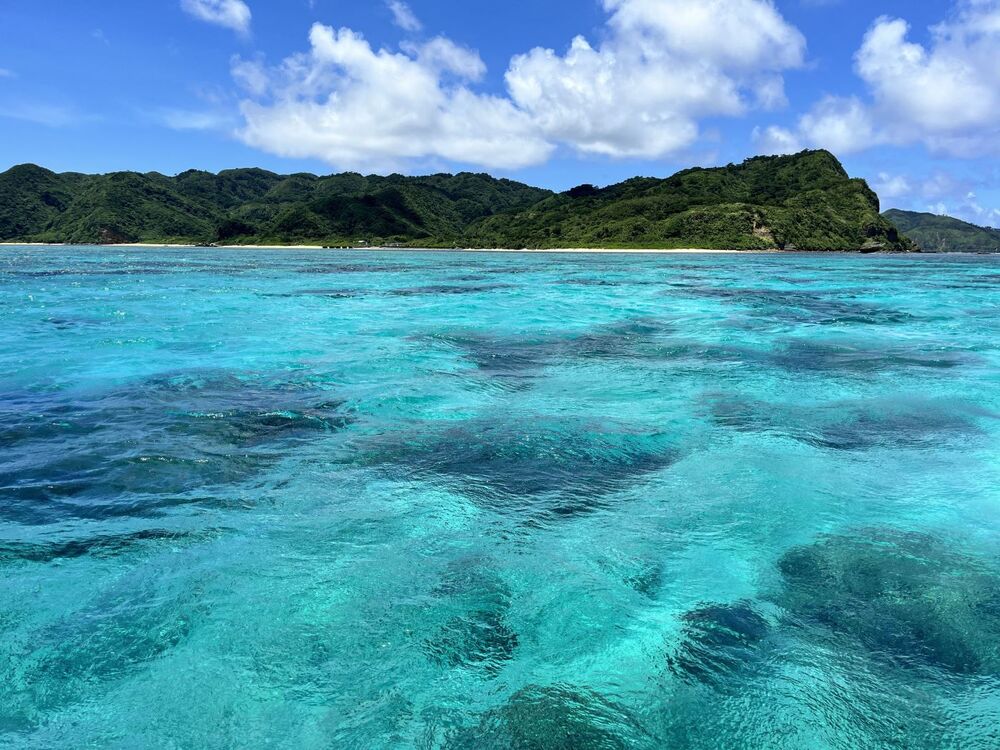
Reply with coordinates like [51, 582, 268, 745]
[234, 0, 806, 171]
[603, 0, 804, 69]
[754, 97, 879, 156]
[236, 25, 550, 171]
[401, 36, 486, 80]
[181, 0, 252, 36]
[386, 0, 422, 32]
[760, 0, 1000, 157]
[503, 0, 804, 159]
[796, 96, 878, 154]
[751, 125, 802, 155]
[856, 6, 1000, 148]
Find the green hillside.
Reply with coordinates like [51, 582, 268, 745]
[883, 209, 1000, 253]
[0, 151, 913, 251]
[0, 166, 551, 246]
[467, 151, 910, 251]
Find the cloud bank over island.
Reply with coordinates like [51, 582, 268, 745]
[756, 0, 1000, 158]
[232, 0, 806, 171]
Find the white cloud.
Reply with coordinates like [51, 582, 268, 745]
[754, 96, 880, 155]
[181, 0, 252, 36]
[873, 172, 912, 199]
[751, 125, 802, 155]
[0, 68, 14, 79]
[504, 0, 804, 159]
[401, 37, 487, 81]
[231, 55, 270, 96]
[856, 5, 1000, 149]
[386, 0, 422, 32]
[237, 25, 550, 171]
[920, 171, 972, 201]
[760, 0, 1000, 158]
[796, 96, 877, 154]
[234, 0, 806, 171]
[603, 0, 805, 69]
[752, 75, 789, 111]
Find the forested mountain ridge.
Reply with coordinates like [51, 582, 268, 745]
[0, 151, 913, 251]
[0, 164, 551, 246]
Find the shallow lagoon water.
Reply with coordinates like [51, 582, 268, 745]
[1, 247, 999, 748]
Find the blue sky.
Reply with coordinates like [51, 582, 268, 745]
[1, 0, 998, 226]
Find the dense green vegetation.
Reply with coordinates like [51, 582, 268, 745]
[0, 151, 913, 251]
[0, 165, 551, 246]
[883, 209, 1000, 253]
[468, 151, 910, 251]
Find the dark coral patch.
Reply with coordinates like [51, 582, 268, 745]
[354, 417, 677, 521]
[675, 286, 916, 327]
[706, 394, 988, 451]
[0, 527, 219, 565]
[776, 530, 1000, 676]
[390, 284, 513, 296]
[668, 601, 769, 685]
[424, 561, 519, 676]
[770, 339, 972, 374]
[0, 372, 353, 525]
[449, 684, 652, 749]
[426, 609, 519, 676]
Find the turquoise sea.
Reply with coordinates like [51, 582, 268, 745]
[1, 247, 999, 749]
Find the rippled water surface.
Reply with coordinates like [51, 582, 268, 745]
[2, 247, 999, 748]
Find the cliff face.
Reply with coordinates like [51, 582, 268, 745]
[466, 151, 914, 251]
[0, 153, 912, 251]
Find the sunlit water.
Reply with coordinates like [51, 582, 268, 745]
[1, 247, 999, 749]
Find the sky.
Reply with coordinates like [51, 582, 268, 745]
[1, 0, 998, 227]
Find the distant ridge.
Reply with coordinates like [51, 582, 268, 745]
[0, 151, 912, 251]
[883, 209, 1000, 253]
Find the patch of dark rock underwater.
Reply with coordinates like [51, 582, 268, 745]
[389, 283, 515, 296]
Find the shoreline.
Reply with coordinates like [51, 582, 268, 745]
[0, 242, 843, 254]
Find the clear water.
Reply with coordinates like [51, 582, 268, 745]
[1, 247, 999, 749]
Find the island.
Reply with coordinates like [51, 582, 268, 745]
[0, 150, 914, 252]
